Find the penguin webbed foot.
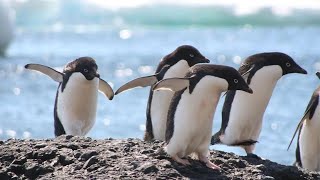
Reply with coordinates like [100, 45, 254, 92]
[246, 153, 261, 159]
[172, 156, 191, 166]
[199, 155, 220, 170]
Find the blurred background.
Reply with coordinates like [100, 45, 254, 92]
[1, 0, 320, 165]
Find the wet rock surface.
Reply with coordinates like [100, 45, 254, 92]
[0, 136, 319, 179]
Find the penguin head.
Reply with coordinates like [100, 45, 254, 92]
[274, 53, 307, 75]
[171, 45, 210, 66]
[217, 66, 253, 93]
[245, 52, 307, 76]
[64, 57, 99, 80]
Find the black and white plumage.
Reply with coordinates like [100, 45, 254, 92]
[211, 52, 307, 157]
[287, 72, 320, 171]
[25, 57, 114, 136]
[115, 45, 209, 141]
[153, 64, 252, 169]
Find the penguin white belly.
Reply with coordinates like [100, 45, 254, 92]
[151, 60, 190, 140]
[300, 102, 320, 171]
[57, 73, 99, 136]
[166, 77, 227, 157]
[221, 66, 282, 145]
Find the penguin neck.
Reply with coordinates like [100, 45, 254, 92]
[192, 76, 228, 109]
[249, 65, 283, 87]
[244, 65, 283, 114]
[163, 60, 189, 79]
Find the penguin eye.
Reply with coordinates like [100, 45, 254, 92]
[234, 79, 239, 83]
[286, 62, 291, 67]
[83, 69, 88, 73]
[189, 54, 194, 58]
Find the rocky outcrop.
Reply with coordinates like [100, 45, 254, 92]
[0, 136, 319, 179]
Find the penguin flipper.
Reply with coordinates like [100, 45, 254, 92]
[99, 78, 114, 100]
[25, 64, 64, 82]
[153, 78, 190, 92]
[295, 126, 303, 168]
[287, 92, 319, 150]
[115, 75, 158, 95]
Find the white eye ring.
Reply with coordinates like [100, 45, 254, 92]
[286, 62, 291, 67]
[234, 79, 238, 83]
[190, 54, 194, 58]
[84, 69, 88, 73]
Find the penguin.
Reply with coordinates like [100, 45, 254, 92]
[153, 64, 253, 169]
[115, 45, 210, 141]
[287, 72, 320, 171]
[25, 57, 114, 136]
[211, 52, 307, 158]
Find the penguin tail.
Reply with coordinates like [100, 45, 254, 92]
[231, 139, 258, 146]
[211, 132, 222, 145]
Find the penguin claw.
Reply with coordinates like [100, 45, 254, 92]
[205, 161, 220, 170]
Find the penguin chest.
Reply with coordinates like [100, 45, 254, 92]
[222, 66, 282, 144]
[167, 77, 226, 157]
[57, 74, 99, 136]
[299, 102, 320, 171]
[150, 60, 190, 140]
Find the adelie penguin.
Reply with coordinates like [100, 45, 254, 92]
[153, 64, 252, 169]
[115, 45, 210, 141]
[211, 52, 307, 158]
[25, 57, 114, 136]
[287, 72, 320, 171]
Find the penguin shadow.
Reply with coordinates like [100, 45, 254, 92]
[152, 147, 227, 179]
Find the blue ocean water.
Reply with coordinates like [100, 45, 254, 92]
[1, 0, 320, 165]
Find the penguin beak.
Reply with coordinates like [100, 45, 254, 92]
[290, 65, 307, 75]
[316, 72, 320, 79]
[244, 87, 253, 94]
[202, 58, 210, 63]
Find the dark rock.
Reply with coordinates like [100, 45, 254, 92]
[83, 156, 99, 169]
[25, 164, 40, 179]
[67, 143, 80, 150]
[8, 164, 24, 175]
[38, 149, 57, 160]
[0, 171, 10, 180]
[141, 149, 154, 154]
[11, 157, 27, 165]
[58, 155, 74, 166]
[1, 154, 14, 161]
[65, 135, 74, 140]
[74, 152, 82, 159]
[34, 143, 46, 149]
[79, 151, 98, 161]
[137, 162, 159, 174]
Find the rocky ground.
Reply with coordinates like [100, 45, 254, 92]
[0, 135, 319, 179]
